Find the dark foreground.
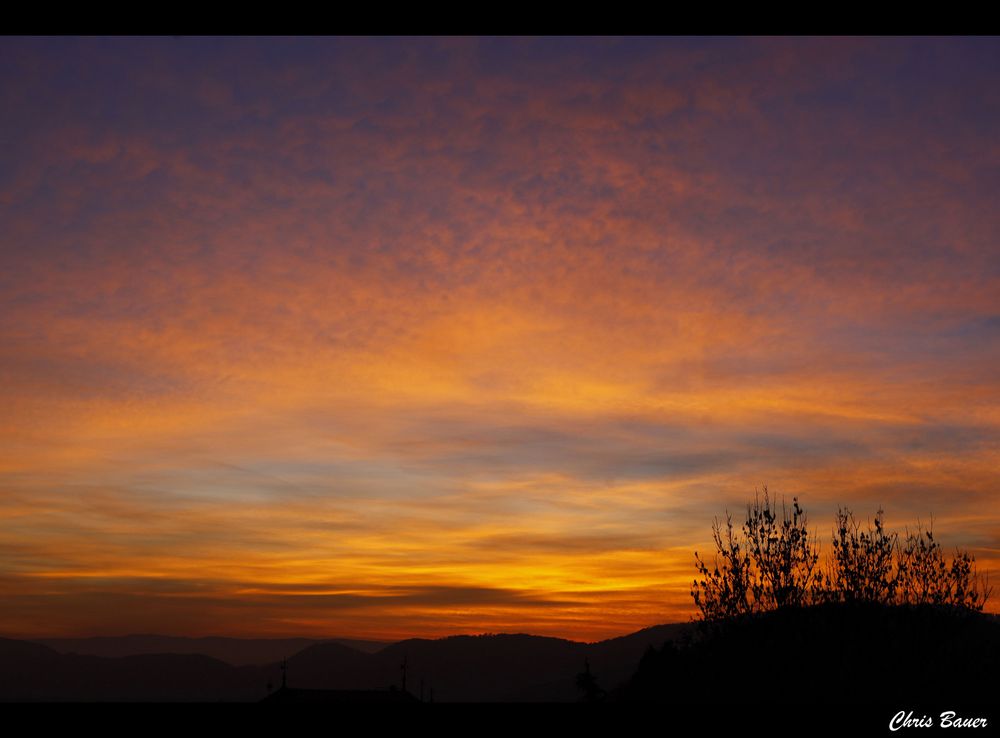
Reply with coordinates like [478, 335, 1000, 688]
[625, 602, 999, 705]
[5, 701, 996, 736]
[3, 604, 997, 734]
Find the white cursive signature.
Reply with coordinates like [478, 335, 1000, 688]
[889, 710, 989, 731]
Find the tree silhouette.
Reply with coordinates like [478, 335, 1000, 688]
[896, 520, 991, 610]
[692, 490, 991, 621]
[575, 658, 605, 703]
[822, 507, 898, 604]
[692, 487, 819, 620]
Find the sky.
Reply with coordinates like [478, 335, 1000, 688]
[1, 37, 998, 642]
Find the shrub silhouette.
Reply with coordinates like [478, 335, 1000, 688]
[691, 489, 991, 621]
[896, 521, 991, 610]
[691, 487, 819, 620]
[821, 507, 898, 604]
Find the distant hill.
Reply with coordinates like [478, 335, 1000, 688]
[33, 635, 389, 666]
[624, 603, 1000, 705]
[2, 623, 692, 702]
[0, 638, 262, 702]
[266, 624, 693, 702]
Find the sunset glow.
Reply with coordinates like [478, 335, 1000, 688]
[2, 37, 998, 641]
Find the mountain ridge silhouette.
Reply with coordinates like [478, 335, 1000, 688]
[33, 634, 388, 666]
[2, 622, 691, 702]
[6, 607, 994, 704]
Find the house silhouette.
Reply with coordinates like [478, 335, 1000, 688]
[260, 657, 421, 704]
